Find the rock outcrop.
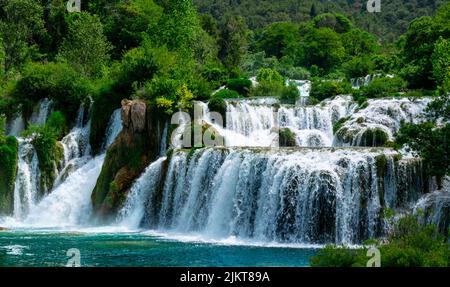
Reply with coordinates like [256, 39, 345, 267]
[91, 99, 167, 219]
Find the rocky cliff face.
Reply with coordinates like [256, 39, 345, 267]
[91, 99, 167, 219]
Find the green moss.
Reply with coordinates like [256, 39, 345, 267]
[0, 136, 18, 214]
[360, 128, 388, 147]
[333, 116, 350, 134]
[375, 155, 387, 178]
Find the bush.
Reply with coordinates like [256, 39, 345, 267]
[279, 128, 296, 147]
[310, 80, 351, 101]
[280, 84, 299, 104]
[249, 81, 284, 98]
[208, 97, 226, 119]
[226, 78, 252, 96]
[281, 66, 310, 80]
[213, 89, 241, 99]
[12, 62, 92, 121]
[395, 122, 449, 188]
[362, 77, 407, 98]
[256, 68, 284, 85]
[342, 56, 374, 78]
[310, 215, 450, 267]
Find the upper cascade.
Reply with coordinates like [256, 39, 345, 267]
[334, 97, 432, 146]
[198, 95, 433, 148]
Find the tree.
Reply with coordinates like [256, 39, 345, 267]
[218, 15, 248, 69]
[0, 0, 45, 72]
[310, 4, 317, 18]
[301, 28, 345, 72]
[58, 12, 112, 78]
[341, 29, 378, 58]
[255, 22, 300, 60]
[431, 37, 450, 92]
[313, 13, 352, 34]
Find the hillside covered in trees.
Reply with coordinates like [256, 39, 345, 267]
[194, 0, 448, 42]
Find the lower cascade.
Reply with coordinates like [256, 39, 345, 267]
[119, 147, 425, 244]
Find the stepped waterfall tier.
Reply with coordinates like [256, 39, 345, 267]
[119, 147, 425, 244]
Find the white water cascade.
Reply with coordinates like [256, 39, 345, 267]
[12, 139, 40, 220]
[117, 157, 167, 229]
[219, 95, 356, 147]
[1, 108, 123, 227]
[121, 147, 424, 244]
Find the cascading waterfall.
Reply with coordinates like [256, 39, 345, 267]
[222, 96, 356, 147]
[334, 97, 432, 146]
[117, 157, 167, 229]
[29, 98, 53, 126]
[122, 147, 424, 244]
[12, 139, 40, 220]
[2, 107, 123, 227]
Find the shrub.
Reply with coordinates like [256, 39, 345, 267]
[256, 68, 284, 85]
[310, 215, 450, 267]
[226, 78, 252, 96]
[362, 77, 407, 98]
[208, 97, 226, 119]
[310, 80, 351, 101]
[12, 62, 92, 121]
[342, 56, 374, 78]
[280, 84, 300, 104]
[281, 66, 310, 80]
[279, 128, 296, 147]
[213, 89, 241, 99]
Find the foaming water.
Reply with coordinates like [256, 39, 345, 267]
[119, 147, 424, 245]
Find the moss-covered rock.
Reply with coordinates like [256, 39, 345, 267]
[279, 127, 297, 147]
[0, 136, 18, 214]
[359, 128, 388, 147]
[91, 99, 168, 219]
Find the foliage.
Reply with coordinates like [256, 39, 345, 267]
[362, 77, 407, 98]
[12, 62, 92, 121]
[218, 15, 248, 69]
[226, 78, 252, 96]
[255, 22, 300, 59]
[0, 0, 45, 72]
[301, 28, 345, 73]
[279, 128, 296, 147]
[58, 12, 112, 78]
[0, 135, 18, 214]
[280, 84, 299, 104]
[342, 56, 374, 78]
[176, 84, 194, 111]
[256, 68, 284, 85]
[431, 37, 450, 93]
[395, 121, 449, 186]
[214, 89, 241, 100]
[310, 80, 350, 101]
[313, 13, 352, 34]
[310, 215, 450, 267]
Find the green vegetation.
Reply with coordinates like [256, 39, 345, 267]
[0, 133, 18, 214]
[310, 215, 450, 267]
[22, 111, 66, 192]
[279, 128, 296, 147]
[310, 80, 351, 101]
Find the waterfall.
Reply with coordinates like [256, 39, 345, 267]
[6, 114, 25, 137]
[12, 139, 40, 220]
[222, 96, 355, 147]
[286, 80, 311, 106]
[124, 147, 423, 244]
[117, 157, 167, 229]
[102, 109, 123, 151]
[29, 98, 53, 126]
[2, 108, 123, 227]
[334, 97, 432, 146]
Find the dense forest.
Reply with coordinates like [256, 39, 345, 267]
[0, 0, 448, 267]
[194, 0, 448, 42]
